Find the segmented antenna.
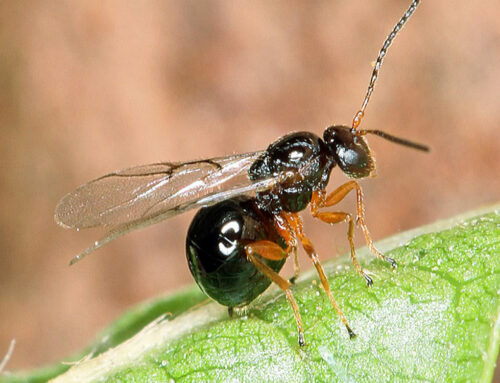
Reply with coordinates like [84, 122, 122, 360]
[358, 129, 429, 152]
[352, 0, 421, 130]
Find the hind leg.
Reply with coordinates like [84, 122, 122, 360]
[244, 241, 306, 346]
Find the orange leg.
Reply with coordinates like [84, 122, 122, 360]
[245, 241, 305, 346]
[311, 181, 396, 270]
[246, 240, 291, 260]
[313, 211, 373, 287]
[289, 250, 300, 284]
[282, 213, 356, 339]
[272, 213, 300, 284]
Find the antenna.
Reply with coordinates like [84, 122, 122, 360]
[352, 0, 421, 130]
[357, 129, 429, 152]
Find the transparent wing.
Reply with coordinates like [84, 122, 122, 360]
[55, 151, 275, 264]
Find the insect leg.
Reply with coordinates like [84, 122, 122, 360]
[245, 248, 305, 346]
[272, 213, 300, 283]
[289, 250, 300, 285]
[246, 231, 299, 283]
[282, 213, 356, 339]
[312, 211, 373, 287]
[311, 182, 396, 269]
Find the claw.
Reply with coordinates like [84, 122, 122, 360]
[363, 273, 373, 287]
[347, 325, 357, 339]
[385, 257, 397, 270]
[298, 332, 306, 347]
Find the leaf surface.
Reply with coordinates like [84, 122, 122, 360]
[2, 206, 499, 383]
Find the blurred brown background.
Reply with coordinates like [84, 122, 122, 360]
[1, 0, 499, 372]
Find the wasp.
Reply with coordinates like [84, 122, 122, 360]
[55, 0, 427, 346]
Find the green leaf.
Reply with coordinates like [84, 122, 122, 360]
[3, 205, 500, 382]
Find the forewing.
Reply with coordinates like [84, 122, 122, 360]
[55, 151, 272, 230]
[55, 151, 278, 264]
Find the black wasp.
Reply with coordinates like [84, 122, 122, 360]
[55, 0, 427, 346]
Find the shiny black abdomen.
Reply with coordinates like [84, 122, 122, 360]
[186, 198, 286, 308]
[249, 131, 335, 213]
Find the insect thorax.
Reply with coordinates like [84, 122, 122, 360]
[249, 131, 335, 214]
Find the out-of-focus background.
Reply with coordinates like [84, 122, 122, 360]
[1, 0, 499, 372]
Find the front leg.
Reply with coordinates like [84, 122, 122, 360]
[311, 210, 373, 287]
[311, 182, 396, 282]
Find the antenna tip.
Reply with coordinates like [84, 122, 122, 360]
[69, 255, 81, 266]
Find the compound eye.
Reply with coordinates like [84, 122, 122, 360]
[336, 141, 373, 178]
